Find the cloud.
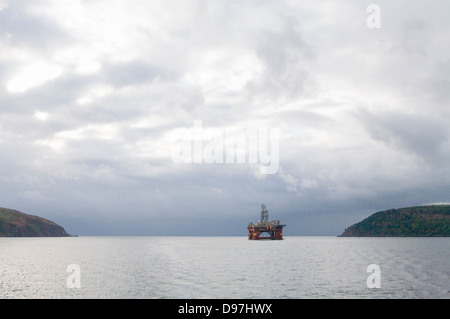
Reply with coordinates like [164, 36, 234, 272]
[357, 109, 450, 166]
[6, 61, 62, 93]
[0, 0, 7, 11]
[0, 0, 449, 235]
[245, 13, 315, 102]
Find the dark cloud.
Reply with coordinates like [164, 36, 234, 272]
[246, 14, 315, 102]
[102, 60, 176, 87]
[0, 0, 72, 50]
[358, 109, 450, 166]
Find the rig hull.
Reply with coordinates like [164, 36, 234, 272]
[248, 204, 286, 240]
[248, 225, 284, 240]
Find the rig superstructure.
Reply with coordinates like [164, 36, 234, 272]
[248, 204, 286, 240]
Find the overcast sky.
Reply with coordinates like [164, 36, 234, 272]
[0, 0, 449, 236]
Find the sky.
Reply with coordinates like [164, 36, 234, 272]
[0, 0, 449, 236]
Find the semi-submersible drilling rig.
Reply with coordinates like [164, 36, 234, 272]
[248, 204, 286, 240]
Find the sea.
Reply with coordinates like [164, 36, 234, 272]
[0, 236, 448, 299]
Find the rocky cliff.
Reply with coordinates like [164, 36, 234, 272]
[340, 205, 450, 237]
[0, 207, 71, 237]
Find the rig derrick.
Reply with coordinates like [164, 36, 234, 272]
[248, 204, 285, 240]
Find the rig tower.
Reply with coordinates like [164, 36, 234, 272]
[248, 204, 286, 240]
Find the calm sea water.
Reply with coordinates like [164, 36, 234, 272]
[0, 236, 448, 299]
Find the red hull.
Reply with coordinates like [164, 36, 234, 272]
[248, 225, 284, 240]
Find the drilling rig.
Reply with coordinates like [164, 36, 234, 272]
[248, 204, 285, 240]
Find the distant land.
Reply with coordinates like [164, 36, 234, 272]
[340, 205, 450, 237]
[0, 207, 71, 237]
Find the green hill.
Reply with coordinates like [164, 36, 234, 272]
[340, 205, 450, 237]
[0, 207, 71, 237]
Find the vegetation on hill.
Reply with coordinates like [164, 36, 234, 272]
[0, 207, 71, 237]
[340, 205, 450, 237]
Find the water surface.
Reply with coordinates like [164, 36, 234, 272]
[0, 236, 448, 298]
